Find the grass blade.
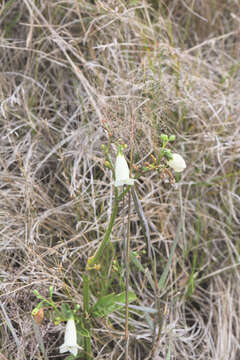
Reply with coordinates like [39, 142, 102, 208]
[131, 187, 152, 258]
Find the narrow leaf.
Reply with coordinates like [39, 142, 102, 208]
[166, 343, 171, 360]
[130, 251, 155, 291]
[131, 188, 152, 258]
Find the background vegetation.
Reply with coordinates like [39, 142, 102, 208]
[0, 0, 240, 359]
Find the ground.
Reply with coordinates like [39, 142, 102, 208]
[0, 1, 240, 359]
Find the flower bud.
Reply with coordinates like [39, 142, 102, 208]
[104, 161, 111, 168]
[160, 134, 168, 143]
[169, 135, 176, 142]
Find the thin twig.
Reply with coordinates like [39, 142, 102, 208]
[0, 301, 20, 348]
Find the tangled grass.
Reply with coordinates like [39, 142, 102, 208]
[0, 0, 240, 359]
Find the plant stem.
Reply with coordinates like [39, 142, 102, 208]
[83, 274, 90, 313]
[87, 186, 131, 269]
[87, 188, 119, 268]
[83, 273, 93, 360]
[125, 189, 131, 359]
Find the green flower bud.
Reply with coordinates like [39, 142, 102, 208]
[104, 161, 111, 168]
[160, 134, 168, 142]
[169, 135, 176, 142]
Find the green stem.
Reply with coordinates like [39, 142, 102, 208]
[84, 336, 92, 360]
[83, 273, 93, 360]
[87, 187, 130, 269]
[157, 142, 167, 165]
[125, 190, 131, 359]
[83, 274, 90, 313]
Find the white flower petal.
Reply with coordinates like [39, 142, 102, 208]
[64, 319, 77, 346]
[59, 318, 81, 356]
[167, 153, 186, 172]
[59, 344, 68, 353]
[59, 344, 79, 356]
[114, 152, 134, 187]
[114, 179, 135, 186]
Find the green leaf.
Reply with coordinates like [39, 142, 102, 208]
[130, 251, 155, 291]
[1, 0, 17, 16]
[61, 303, 72, 319]
[127, 304, 158, 314]
[131, 188, 152, 258]
[78, 321, 91, 338]
[90, 291, 136, 317]
[33, 289, 42, 299]
[49, 286, 53, 300]
[166, 343, 171, 360]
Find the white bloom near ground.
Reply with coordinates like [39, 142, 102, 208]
[59, 318, 81, 356]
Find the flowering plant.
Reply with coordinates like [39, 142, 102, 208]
[167, 153, 186, 172]
[114, 147, 134, 187]
[59, 317, 82, 357]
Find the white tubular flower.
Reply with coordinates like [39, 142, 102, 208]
[114, 150, 134, 187]
[167, 153, 186, 172]
[59, 318, 81, 357]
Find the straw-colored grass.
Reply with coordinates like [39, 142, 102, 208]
[0, 0, 240, 359]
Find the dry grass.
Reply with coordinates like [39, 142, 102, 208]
[0, 0, 240, 359]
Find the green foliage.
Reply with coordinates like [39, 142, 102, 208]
[32, 286, 57, 316]
[166, 344, 171, 360]
[90, 291, 137, 318]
